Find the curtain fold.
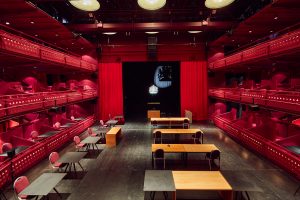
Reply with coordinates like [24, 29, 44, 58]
[180, 61, 208, 121]
[99, 63, 123, 120]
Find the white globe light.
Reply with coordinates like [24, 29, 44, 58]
[69, 0, 100, 11]
[138, 0, 166, 10]
[205, 0, 235, 9]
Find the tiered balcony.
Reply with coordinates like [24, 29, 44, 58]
[212, 111, 300, 177]
[208, 28, 300, 70]
[209, 88, 300, 114]
[0, 90, 97, 120]
[0, 30, 97, 72]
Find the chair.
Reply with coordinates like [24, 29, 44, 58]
[70, 116, 75, 121]
[183, 119, 189, 129]
[153, 149, 165, 169]
[205, 150, 221, 170]
[49, 152, 68, 172]
[53, 122, 61, 129]
[192, 131, 203, 144]
[30, 131, 43, 142]
[1, 143, 13, 153]
[99, 120, 108, 127]
[153, 131, 162, 144]
[152, 120, 158, 128]
[13, 176, 38, 200]
[73, 136, 86, 151]
[88, 128, 97, 137]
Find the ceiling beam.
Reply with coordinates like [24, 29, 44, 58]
[67, 21, 237, 33]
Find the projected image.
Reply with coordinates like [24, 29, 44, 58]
[154, 66, 172, 88]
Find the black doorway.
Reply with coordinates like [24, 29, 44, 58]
[123, 62, 180, 120]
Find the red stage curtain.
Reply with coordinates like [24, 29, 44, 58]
[181, 61, 208, 121]
[99, 63, 123, 121]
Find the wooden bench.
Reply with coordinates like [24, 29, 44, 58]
[106, 127, 122, 147]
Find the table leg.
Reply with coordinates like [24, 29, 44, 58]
[152, 152, 154, 168]
[0, 190, 7, 200]
[220, 190, 233, 200]
[73, 163, 77, 177]
[53, 187, 62, 199]
[78, 161, 85, 171]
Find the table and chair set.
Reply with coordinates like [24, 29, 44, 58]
[11, 118, 122, 200]
[146, 117, 261, 200]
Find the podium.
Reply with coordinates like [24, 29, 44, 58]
[147, 102, 160, 119]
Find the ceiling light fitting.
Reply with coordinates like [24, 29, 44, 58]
[205, 0, 235, 9]
[145, 31, 159, 34]
[69, 0, 100, 11]
[138, 0, 166, 10]
[188, 31, 203, 34]
[102, 32, 117, 35]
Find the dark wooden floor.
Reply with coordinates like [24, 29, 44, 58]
[2, 120, 299, 200]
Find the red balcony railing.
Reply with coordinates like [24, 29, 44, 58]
[208, 28, 300, 70]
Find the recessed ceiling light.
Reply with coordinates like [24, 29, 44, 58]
[274, 16, 278, 20]
[30, 21, 35, 24]
[138, 0, 166, 10]
[188, 31, 202, 34]
[5, 22, 10, 25]
[248, 30, 252, 33]
[69, 0, 100, 11]
[232, 39, 235, 42]
[35, 34, 38, 37]
[270, 30, 273, 33]
[205, 0, 235, 9]
[55, 34, 59, 37]
[102, 32, 117, 35]
[145, 31, 159, 34]
[81, 47, 84, 50]
[72, 42, 74, 45]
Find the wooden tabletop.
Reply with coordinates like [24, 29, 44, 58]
[81, 136, 101, 144]
[20, 173, 66, 196]
[172, 171, 232, 191]
[153, 129, 202, 134]
[152, 144, 219, 153]
[150, 117, 189, 122]
[58, 152, 87, 163]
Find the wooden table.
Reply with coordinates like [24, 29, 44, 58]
[150, 117, 189, 128]
[106, 127, 122, 147]
[151, 144, 219, 167]
[58, 152, 87, 174]
[81, 136, 101, 151]
[153, 128, 203, 143]
[20, 173, 66, 198]
[172, 171, 232, 200]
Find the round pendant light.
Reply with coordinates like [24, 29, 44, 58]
[205, 0, 235, 9]
[138, 0, 166, 10]
[69, 0, 100, 11]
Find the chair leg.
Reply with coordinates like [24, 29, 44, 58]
[53, 187, 62, 199]
[294, 185, 300, 196]
[154, 158, 156, 169]
[78, 161, 84, 171]
[209, 159, 212, 170]
[163, 158, 166, 169]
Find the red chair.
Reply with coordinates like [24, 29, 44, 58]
[13, 176, 38, 200]
[88, 128, 97, 137]
[49, 152, 68, 172]
[99, 120, 108, 127]
[73, 136, 86, 151]
[1, 143, 12, 153]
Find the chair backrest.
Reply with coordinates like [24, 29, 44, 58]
[195, 131, 202, 138]
[49, 152, 59, 165]
[73, 136, 81, 144]
[154, 131, 161, 138]
[152, 120, 157, 126]
[209, 150, 220, 159]
[155, 149, 164, 158]
[183, 119, 189, 124]
[100, 120, 105, 126]
[30, 131, 39, 139]
[2, 143, 13, 152]
[14, 176, 30, 195]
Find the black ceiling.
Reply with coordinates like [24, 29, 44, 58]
[30, 0, 271, 43]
